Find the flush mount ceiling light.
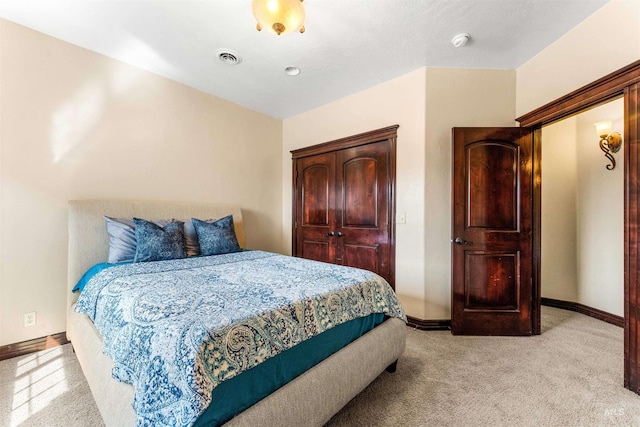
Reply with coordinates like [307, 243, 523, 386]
[216, 49, 242, 65]
[285, 66, 301, 76]
[452, 33, 471, 48]
[252, 0, 306, 36]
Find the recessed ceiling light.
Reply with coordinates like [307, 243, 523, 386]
[451, 33, 471, 48]
[285, 66, 301, 76]
[216, 48, 242, 65]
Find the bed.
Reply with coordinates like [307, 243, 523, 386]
[66, 199, 407, 427]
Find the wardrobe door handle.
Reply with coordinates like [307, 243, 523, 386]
[327, 231, 335, 237]
[336, 232, 344, 237]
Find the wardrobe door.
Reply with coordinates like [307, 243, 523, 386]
[294, 152, 336, 263]
[292, 125, 397, 289]
[335, 140, 391, 284]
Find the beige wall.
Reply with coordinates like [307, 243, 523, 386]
[0, 19, 283, 346]
[282, 67, 515, 319]
[575, 101, 624, 315]
[541, 117, 579, 303]
[282, 68, 428, 315]
[541, 100, 624, 316]
[516, 0, 640, 117]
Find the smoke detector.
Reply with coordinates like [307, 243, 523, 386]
[452, 33, 471, 48]
[216, 49, 242, 65]
[285, 66, 301, 76]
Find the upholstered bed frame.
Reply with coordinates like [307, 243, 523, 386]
[66, 199, 406, 427]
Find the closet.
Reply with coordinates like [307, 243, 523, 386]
[291, 125, 397, 289]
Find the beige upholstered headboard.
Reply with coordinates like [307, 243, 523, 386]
[67, 200, 245, 310]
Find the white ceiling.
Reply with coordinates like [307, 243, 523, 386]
[0, 0, 609, 119]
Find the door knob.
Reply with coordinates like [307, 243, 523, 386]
[453, 237, 471, 245]
[336, 232, 344, 237]
[327, 231, 335, 237]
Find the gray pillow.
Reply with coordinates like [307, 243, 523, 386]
[192, 216, 241, 256]
[133, 218, 186, 263]
[184, 218, 213, 257]
[104, 216, 173, 263]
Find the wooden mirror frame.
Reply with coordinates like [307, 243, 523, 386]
[516, 59, 640, 393]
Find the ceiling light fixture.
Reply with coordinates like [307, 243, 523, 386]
[252, 0, 306, 36]
[451, 33, 471, 48]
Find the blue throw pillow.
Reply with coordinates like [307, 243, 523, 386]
[133, 218, 186, 263]
[192, 216, 241, 256]
[104, 216, 173, 263]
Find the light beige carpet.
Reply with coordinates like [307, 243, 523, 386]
[326, 306, 640, 426]
[1, 306, 639, 427]
[0, 343, 101, 427]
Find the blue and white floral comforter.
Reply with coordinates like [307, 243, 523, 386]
[75, 250, 406, 427]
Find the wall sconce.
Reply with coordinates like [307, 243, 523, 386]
[594, 121, 622, 170]
[252, 0, 306, 36]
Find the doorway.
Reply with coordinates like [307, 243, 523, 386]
[516, 59, 640, 393]
[541, 98, 624, 323]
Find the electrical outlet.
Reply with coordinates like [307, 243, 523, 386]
[24, 312, 36, 327]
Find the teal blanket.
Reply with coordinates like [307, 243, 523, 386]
[75, 251, 405, 426]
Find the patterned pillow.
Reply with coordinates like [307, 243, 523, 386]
[183, 218, 215, 257]
[104, 216, 173, 263]
[192, 216, 241, 256]
[133, 218, 187, 263]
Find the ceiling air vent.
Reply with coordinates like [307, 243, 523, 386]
[216, 49, 242, 65]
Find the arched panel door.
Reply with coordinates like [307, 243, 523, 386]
[295, 152, 335, 263]
[452, 127, 533, 336]
[336, 141, 391, 284]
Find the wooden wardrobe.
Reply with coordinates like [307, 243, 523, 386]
[291, 125, 398, 289]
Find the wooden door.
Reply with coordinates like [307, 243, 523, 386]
[295, 152, 336, 263]
[451, 127, 534, 335]
[292, 125, 398, 289]
[335, 141, 391, 285]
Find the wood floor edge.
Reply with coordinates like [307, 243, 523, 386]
[0, 332, 69, 361]
[406, 316, 451, 331]
[541, 298, 623, 328]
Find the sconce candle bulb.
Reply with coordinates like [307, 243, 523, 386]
[595, 121, 612, 138]
[594, 121, 622, 170]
